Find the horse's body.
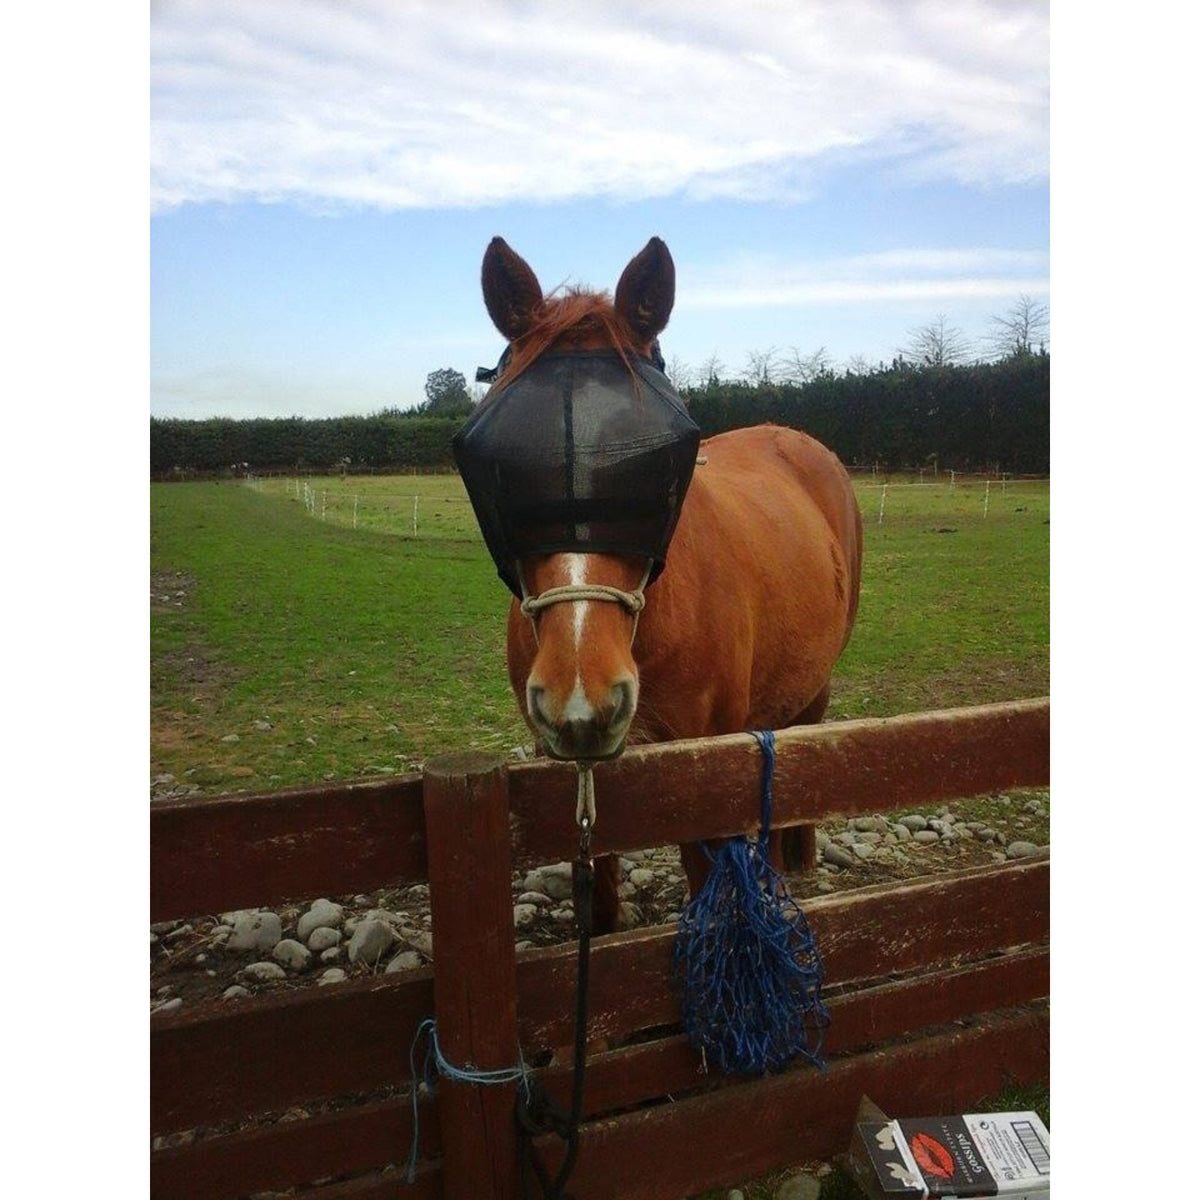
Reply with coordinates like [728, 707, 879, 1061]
[478, 237, 863, 933]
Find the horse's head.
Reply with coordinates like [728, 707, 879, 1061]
[478, 237, 679, 760]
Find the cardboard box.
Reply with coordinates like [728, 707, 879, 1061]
[846, 1096, 1049, 1199]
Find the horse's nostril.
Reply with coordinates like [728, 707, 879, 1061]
[528, 685, 549, 726]
[610, 681, 634, 727]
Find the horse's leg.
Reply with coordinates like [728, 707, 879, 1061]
[780, 682, 831, 871]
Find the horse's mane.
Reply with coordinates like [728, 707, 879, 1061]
[492, 287, 641, 393]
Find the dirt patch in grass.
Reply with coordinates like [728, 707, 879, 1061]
[151, 571, 195, 613]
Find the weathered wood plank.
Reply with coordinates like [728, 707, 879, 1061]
[536, 947, 1049, 1119]
[294, 1162, 441, 1200]
[150, 948, 1047, 1198]
[536, 1007, 1049, 1200]
[150, 1095, 439, 1200]
[151, 968, 433, 1136]
[510, 698, 1050, 865]
[150, 775, 426, 923]
[150, 700, 1047, 922]
[517, 856, 1049, 1050]
[152, 859, 1046, 1136]
[423, 756, 522, 1200]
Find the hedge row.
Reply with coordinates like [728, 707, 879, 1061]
[151, 354, 1048, 477]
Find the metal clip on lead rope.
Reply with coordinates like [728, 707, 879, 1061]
[575, 763, 596, 832]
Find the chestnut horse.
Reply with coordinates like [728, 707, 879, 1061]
[481, 236, 863, 933]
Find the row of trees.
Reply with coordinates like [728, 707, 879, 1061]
[666, 296, 1050, 390]
[151, 350, 1048, 477]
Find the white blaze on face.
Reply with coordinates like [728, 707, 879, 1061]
[561, 553, 594, 722]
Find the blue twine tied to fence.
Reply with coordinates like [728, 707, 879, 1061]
[405, 1017, 533, 1184]
[672, 729, 829, 1075]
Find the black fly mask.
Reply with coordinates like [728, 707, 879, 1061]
[453, 350, 701, 598]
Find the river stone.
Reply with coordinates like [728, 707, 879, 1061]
[629, 868, 656, 888]
[852, 843, 875, 859]
[308, 926, 342, 952]
[517, 891, 552, 907]
[402, 929, 434, 957]
[856, 831, 882, 844]
[297, 899, 345, 941]
[242, 961, 286, 982]
[347, 919, 397, 965]
[320, 946, 342, 963]
[851, 816, 881, 832]
[318, 968, 347, 986]
[775, 1172, 822, 1200]
[227, 911, 283, 952]
[898, 814, 928, 831]
[913, 830, 940, 845]
[365, 908, 405, 925]
[1006, 841, 1042, 859]
[513, 903, 539, 930]
[891, 823, 911, 840]
[386, 951, 423, 973]
[823, 844, 855, 868]
[222, 985, 251, 999]
[151, 997, 183, 1015]
[273, 939, 312, 971]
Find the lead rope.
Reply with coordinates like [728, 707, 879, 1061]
[515, 764, 596, 1200]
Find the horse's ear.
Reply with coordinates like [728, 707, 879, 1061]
[615, 237, 675, 341]
[482, 237, 544, 340]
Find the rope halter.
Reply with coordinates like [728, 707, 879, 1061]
[517, 562, 653, 647]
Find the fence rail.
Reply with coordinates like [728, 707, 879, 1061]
[151, 697, 1050, 1199]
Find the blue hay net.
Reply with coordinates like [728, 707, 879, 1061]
[672, 729, 829, 1075]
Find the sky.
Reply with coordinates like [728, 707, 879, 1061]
[150, 0, 1049, 419]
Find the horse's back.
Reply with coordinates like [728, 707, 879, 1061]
[641, 423, 862, 732]
[702, 424, 862, 643]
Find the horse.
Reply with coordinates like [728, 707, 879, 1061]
[479, 235, 863, 934]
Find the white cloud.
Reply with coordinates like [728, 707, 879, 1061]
[151, 0, 1048, 211]
[679, 246, 1049, 309]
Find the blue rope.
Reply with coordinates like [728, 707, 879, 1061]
[672, 729, 829, 1075]
[405, 1017, 533, 1183]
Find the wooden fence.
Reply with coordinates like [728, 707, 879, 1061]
[150, 697, 1050, 1199]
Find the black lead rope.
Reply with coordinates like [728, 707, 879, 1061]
[515, 816, 595, 1200]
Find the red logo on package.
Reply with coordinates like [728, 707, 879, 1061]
[910, 1132, 954, 1180]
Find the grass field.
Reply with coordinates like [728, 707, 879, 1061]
[150, 470, 1048, 794]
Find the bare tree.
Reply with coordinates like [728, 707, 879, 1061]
[742, 346, 780, 385]
[901, 315, 973, 367]
[665, 354, 693, 390]
[699, 352, 725, 386]
[987, 294, 1049, 359]
[782, 345, 832, 385]
[843, 354, 871, 375]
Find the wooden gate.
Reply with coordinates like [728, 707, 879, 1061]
[151, 698, 1049, 1199]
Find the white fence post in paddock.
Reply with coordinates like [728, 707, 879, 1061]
[353, 495, 358, 529]
[878, 484, 888, 525]
[950, 469, 956, 490]
[984, 479, 991, 518]
[413, 495, 420, 536]
[322, 492, 327, 521]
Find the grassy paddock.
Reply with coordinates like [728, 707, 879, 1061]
[152, 472, 1048, 792]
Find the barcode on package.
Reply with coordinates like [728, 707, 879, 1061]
[1012, 1120, 1049, 1175]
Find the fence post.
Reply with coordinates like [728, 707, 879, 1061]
[423, 754, 521, 1200]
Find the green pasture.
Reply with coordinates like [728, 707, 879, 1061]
[151, 472, 1048, 793]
